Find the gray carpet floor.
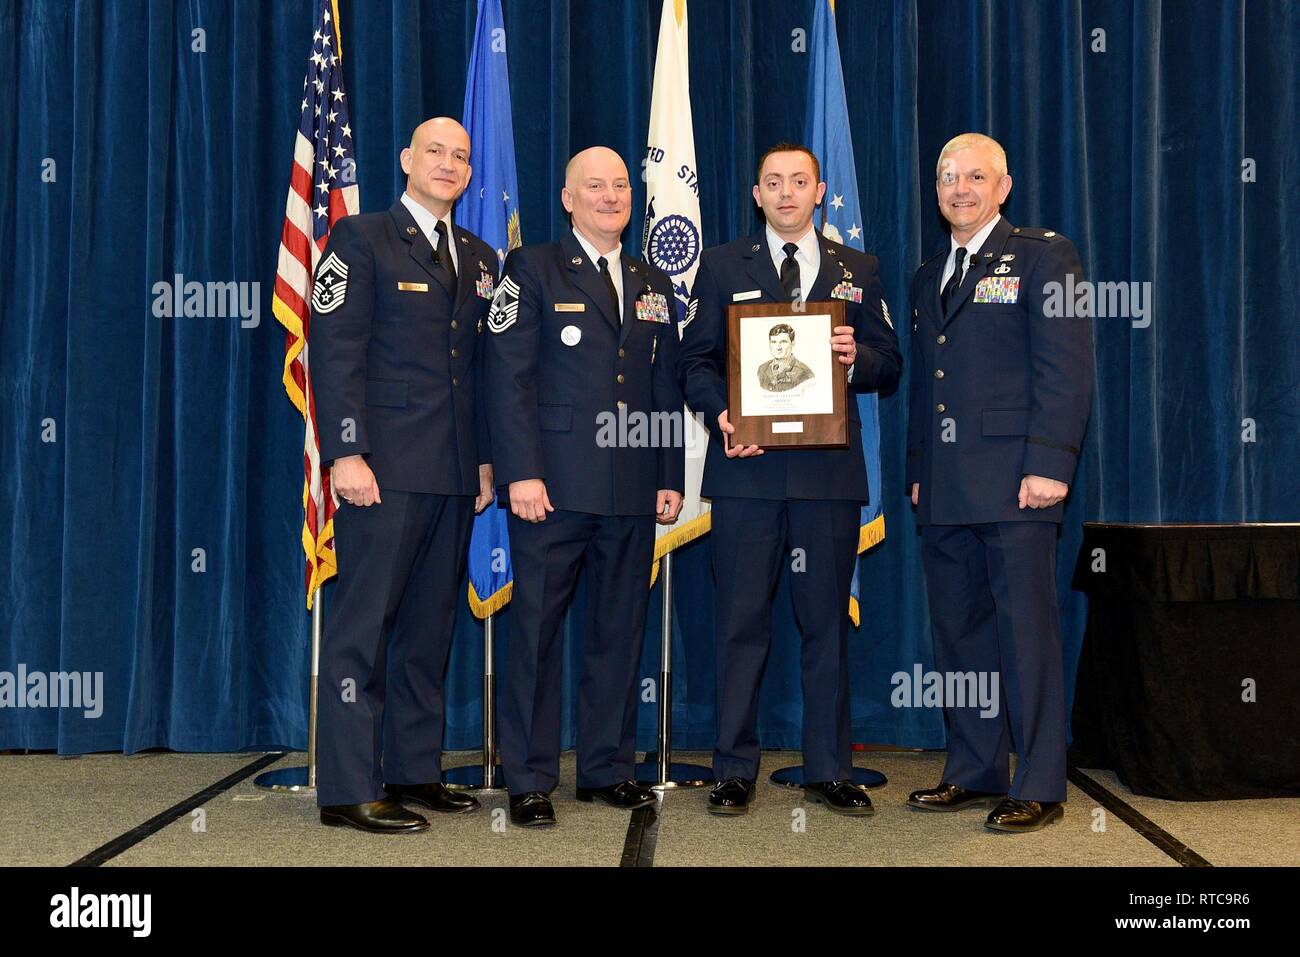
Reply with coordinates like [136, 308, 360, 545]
[1, 750, 1294, 867]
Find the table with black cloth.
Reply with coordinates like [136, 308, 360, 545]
[1069, 522, 1300, 800]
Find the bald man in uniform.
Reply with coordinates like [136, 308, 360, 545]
[485, 147, 685, 827]
[311, 117, 498, 833]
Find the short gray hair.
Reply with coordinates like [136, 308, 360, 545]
[935, 133, 1008, 179]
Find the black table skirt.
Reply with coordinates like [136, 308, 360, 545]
[1070, 523, 1300, 800]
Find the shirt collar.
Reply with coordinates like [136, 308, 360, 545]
[766, 223, 819, 264]
[571, 228, 622, 268]
[950, 213, 1002, 261]
[401, 192, 454, 247]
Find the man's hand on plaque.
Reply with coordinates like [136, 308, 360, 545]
[718, 410, 764, 459]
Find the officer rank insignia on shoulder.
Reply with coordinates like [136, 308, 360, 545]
[487, 276, 520, 333]
[831, 281, 863, 303]
[636, 291, 671, 323]
[476, 270, 495, 300]
[312, 251, 349, 314]
[973, 276, 1021, 304]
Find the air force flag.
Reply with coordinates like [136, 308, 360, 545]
[460, 0, 520, 617]
[806, 0, 886, 626]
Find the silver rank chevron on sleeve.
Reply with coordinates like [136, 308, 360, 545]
[881, 299, 892, 328]
[487, 275, 520, 333]
[684, 297, 698, 329]
[311, 251, 349, 314]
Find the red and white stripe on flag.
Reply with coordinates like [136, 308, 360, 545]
[271, 0, 359, 608]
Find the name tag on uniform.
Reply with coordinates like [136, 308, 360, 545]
[732, 290, 762, 302]
[397, 281, 428, 292]
[973, 276, 1021, 304]
[636, 291, 671, 323]
[476, 272, 495, 300]
[831, 281, 863, 303]
[555, 302, 586, 312]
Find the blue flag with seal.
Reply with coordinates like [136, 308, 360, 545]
[805, 0, 886, 626]
[459, 0, 521, 617]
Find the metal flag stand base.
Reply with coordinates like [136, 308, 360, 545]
[443, 612, 508, 792]
[257, 598, 323, 794]
[769, 765, 888, 790]
[635, 552, 713, 791]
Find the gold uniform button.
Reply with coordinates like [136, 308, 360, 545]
[616, 374, 625, 384]
[450, 320, 458, 329]
[618, 349, 626, 358]
[936, 403, 946, 413]
[617, 400, 627, 410]
[934, 369, 945, 379]
[451, 348, 459, 358]
[452, 377, 460, 387]
[936, 335, 946, 344]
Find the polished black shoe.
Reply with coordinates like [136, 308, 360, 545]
[509, 790, 557, 827]
[576, 780, 656, 810]
[984, 797, 1064, 833]
[384, 781, 480, 814]
[320, 799, 429, 834]
[907, 782, 1006, 812]
[707, 777, 755, 816]
[805, 780, 876, 816]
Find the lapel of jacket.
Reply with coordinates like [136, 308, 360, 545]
[561, 231, 621, 333]
[450, 224, 481, 313]
[941, 216, 1015, 328]
[742, 231, 791, 304]
[805, 235, 849, 305]
[619, 255, 649, 347]
[390, 201, 454, 302]
[917, 248, 946, 327]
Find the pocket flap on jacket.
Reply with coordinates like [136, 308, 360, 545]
[538, 404, 573, 431]
[365, 378, 408, 408]
[981, 408, 1030, 436]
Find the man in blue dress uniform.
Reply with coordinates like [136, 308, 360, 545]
[905, 133, 1093, 832]
[311, 117, 497, 833]
[485, 147, 685, 827]
[678, 143, 902, 816]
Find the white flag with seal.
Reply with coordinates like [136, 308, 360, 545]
[643, 0, 709, 580]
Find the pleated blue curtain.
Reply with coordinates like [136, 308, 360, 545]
[1, 1, 1293, 754]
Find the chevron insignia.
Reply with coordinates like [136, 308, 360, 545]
[311, 251, 349, 314]
[487, 276, 521, 333]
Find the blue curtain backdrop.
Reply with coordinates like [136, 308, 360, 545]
[2, 1, 1295, 754]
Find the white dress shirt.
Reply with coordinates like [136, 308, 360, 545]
[572, 228, 625, 317]
[401, 192, 458, 275]
[940, 213, 1001, 291]
[765, 223, 821, 300]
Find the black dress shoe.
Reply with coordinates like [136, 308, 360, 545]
[707, 777, 755, 816]
[509, 791, 557, 827]
[805, 780, 876, 816]
[385, 781, 480, 813]
[320, 799, 429, 834]
[907, 782, 1006, 812]
[576, 780, 656, 809]
[984, 797, 1064, 832]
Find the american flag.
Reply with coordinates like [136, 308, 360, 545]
[271, 0, 359, 608]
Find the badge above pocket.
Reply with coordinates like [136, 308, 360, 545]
[973, 276, 1020, 304]
[635, 291, 671, 323]
[831, 281, 863, 303]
